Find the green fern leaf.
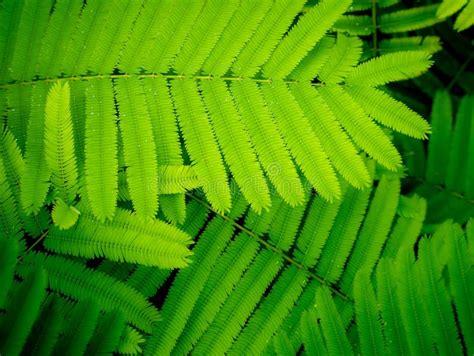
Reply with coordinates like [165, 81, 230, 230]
[84, 79, 118, 221]
[291, 83, 371, 189]
[44, 81, 78, 203]
[380, 4, 444, 33]
[318, 34, 362, 84]
[20, 84, 51, 214]
[19, 253, 159, 333]
[315, 286, 353, 355]
[202, 0, 272, 76]
[289, 36, 335, 81]
[171, 79, 231, 213]
[347, 86, 431, 139]
[231, 80, 305, 206]
[300, 308, 327, 355]
[0, 268, 47, 356]
[263, 0, 351, 78]
[201, 80, 271, 212]
[115, 77, 159, 218]
[416, 237, 463, 355]
[346, 51, 433, 87]
[231, 0, 307, 77]
[51, 198, 80, 230]
[173, 0, 239, 75]
[0, 236, 19, 308]
[454, 0, 474, 31]
[426, 90, 453, 185]
[353, 269, 385, 355]
[376, 258, 409, 355]
[318, 85, 402, 170]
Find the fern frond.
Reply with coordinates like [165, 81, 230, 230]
[0, 236, 19, 308]
[20, 84, 51, 214]
[53, 300, 100, 355]
[379, 36, 442, 55]
[347, 86, 431, 139]
[229, 267, 308, 355]
[0, 157, 23, 240]
[426, 90, 453, 185]
[353, 269, 385, 356]
[114, 77, 158, 218]
[145, 217, 239, 355]
[340, 175, 400, 292]
[44, 209, 192, 268]
[173, 233, 260, 355]
[263, 0, 351, 78]
[142, 1, 205, 74]
[202, 0, 272, 76]
[383, 195, 427, 258]
[0, 268, 47, 356]
[317, 183, 372, 283]
[193, 250, 283, 355]
[446, 95, 474, 196]
[333, 15, 373, 36]
[416, 237, 463, 355]
[86, 310, 126, 355]
[5, 84, 31, 151]
[379, 4, 444, 33]
[75, 2, 142, 75]
[289, 36, 335, 81]
[171, 79, 231, 213]
[19, 253, 159, 332]
[346, 51, 433, 87]
[445, 222, 474, 353]
[84, 79, 118, 221]
[295, 196, 341, 267]
[318, 85, 402, 170]
[315, 286, 353, 355]
[157, 165, 201, 194]
[116, 326, 145, 355]
[376, 258, 408, 355]
[272, 330, 295, 355]
[268, 195, 307, 251]
[44, 81, 78, 203]
[300, 308, 327, 355]
[318, 34, 362, 84]
[201, 80, 270, 212]
[437, 0, 468, 17]
[349, 0, 399, 11]
[51, 198, 80, 230]
[35, 0, 82, 78]
[0, 128, 24, 200]
[454, 0, 474, 31]
[231, 0, 306, 77]
[0, 0, 24, 82]
[140, 77, 185, 223]
[5, 0, 52, 81]
[23, 294, 65, 356]
[291, 84, 371, 189]
[231, 80, 305, 206]
[395, 248, 432, 355]
[173, 0, 239, 75]
[261, 81, 340, 201]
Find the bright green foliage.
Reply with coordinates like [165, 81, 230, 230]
[84, 79, 118, 221]
[44, 82, 78, 204]
[379, 4, 445, 33]
[115, 78, 158, 219]
[44, 208, 193, 268]
[0, 0, 472, 354]
[51, 198, 80, 230]
[437, 0, 474, 31]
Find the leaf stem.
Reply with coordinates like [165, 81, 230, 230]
[186, 191, 351, 302]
